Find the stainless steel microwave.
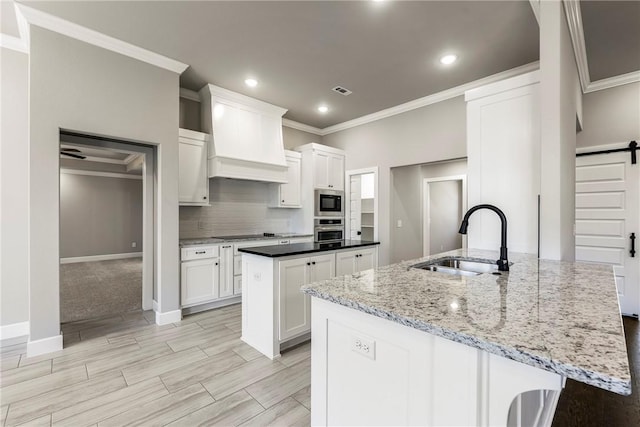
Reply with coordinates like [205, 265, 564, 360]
[314, 189, 344, 217]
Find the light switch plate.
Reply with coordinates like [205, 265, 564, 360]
[351, 334, 376, 360]
[397, 220, 402, 228]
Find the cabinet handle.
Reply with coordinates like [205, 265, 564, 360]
[195, 251, 206, 254]
[215, 262, 218, 266]
[631, 232, 636, 257]
[307, 262, 311, 266]
[282, 200, 285, 203]
[203, 196, 207, 200]
[312, 261, 316, 265]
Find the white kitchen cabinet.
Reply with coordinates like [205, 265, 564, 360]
[313, 150, 344, 190]
[336, 247, 378, 276]
[219, 244, 234, 298]
[178, 129, 210, 206]
[270, 151, 302, 208]
[278, 253, 335, 341]
[181, 257, 219, 307]
[233, 275, 242, 295]
[465, 71, 540, 254]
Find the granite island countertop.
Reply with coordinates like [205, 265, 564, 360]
[179, 233, 314, 248]
[301, 248, 632, 395]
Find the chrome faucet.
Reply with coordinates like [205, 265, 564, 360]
[458, 204, 509, 272]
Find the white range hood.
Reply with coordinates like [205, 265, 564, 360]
[200, 84, 289, 183]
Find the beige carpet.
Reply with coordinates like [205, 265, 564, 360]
[60, 258, 142, 323]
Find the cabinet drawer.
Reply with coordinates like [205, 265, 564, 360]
[181, 245, 219, 261]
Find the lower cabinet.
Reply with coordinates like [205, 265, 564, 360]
[181, 258, 220, 307]
[335, 247, 378, 276]
[219, 245, 234, 298]
[278, 253, 335, 341]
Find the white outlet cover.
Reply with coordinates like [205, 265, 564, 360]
[131, 242, 137, 248]
[397, 219, 403, 228]
[351, 334, 376, 360]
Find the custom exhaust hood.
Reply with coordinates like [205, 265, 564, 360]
[200, 84, 289, 183]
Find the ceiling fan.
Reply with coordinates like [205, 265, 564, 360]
[60, 148, 86, 160]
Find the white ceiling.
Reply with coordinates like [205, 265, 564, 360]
[2, 1, 638, 129]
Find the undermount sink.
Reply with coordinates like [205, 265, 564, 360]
[411, 257, 500, 277]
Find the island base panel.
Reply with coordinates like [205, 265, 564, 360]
[310, 298, 565, 426]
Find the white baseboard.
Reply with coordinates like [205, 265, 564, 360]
[27, 334, 63, 357]
[0, 321, 30, 343]
[60, 252, 142, 264]
[155, 309, 181, 325]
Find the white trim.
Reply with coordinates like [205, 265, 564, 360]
[15, 4, 188, 74]
[0, 34, 28, 54]
[576, 141, 633, 154]
[563, 0, 590, 93]
[180, 88, 201, 102]
[282, 119, 324, 136]
[153, 300, 159, 311]
[27, 334, 63, 357]
[60, 168, 142, 180]
[465, 70, 539, 101]
[0, 321, 30, 341]
[81, 156, 126, 165]
[200, 84, 288, 117]
[179, 128, 210, 141]
[14, 3, 30, 49]
[123, 153, 138, 164]
[60, 252, 143, 264]
[321, 61, 540, 135]
[422, 175, 467, 257]
[586, 70, 640, 93]
[155, 309, 182, 325]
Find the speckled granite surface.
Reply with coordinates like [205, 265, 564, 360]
[302, 249, 632, 396]
[179, 234, 313, 247]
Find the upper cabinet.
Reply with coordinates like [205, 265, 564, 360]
[297, 143, 345, 191]
[465, 71, 540, 254]
[179, 128, 210, 206]
[199, 84, 289, 183]
[270, 150, 302, 208]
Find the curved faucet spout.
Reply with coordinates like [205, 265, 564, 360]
[458, 204, 509, 272]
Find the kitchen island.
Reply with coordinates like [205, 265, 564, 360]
[302, 249, 631, 426]
[239, 240, 380, 359]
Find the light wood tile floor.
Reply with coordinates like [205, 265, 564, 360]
[0, 304, 311, 427]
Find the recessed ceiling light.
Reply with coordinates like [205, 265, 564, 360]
[244, 78, 258, 87]
[440, 54, 458, 65]
[317, 105, 329, 114]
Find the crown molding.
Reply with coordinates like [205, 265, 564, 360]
[0, 33, 28, 54]
[15, 3, 188, 74]
[179, 88, 201, 102]
[282, 119, 324, 136]
[321, 61, 540, 136]
[563, 0, 590, 92]
[586, 70, 640, 93]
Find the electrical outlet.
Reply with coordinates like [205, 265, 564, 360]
[131, 242, 137, 248]
[253, 272, 262, 281]
[397, 219, 402, 228]
[351, 335, 375, 360]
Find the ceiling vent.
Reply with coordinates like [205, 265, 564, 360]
[332, 86, 352, 96]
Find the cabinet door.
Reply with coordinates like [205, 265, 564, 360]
[313, 151, 330, 189]
[181, 258, 218, 307]
[278, 258, 311, 341]
[355, 247, 378, 273]
[233, 275, 242, 295]
[219, 245, 234, 298]
[310, 253, 336, 282]
[280, 156, 301, 207]
[335, 251, 356, 276]
[328, 154, 345, 191]
[178, 139, 208, 204]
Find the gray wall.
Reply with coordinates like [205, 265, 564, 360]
[282, 126, 321, 149]
[180, 178, 294, 239]
[60, 174, 143, 258]
[428, 180, 463, 254]
[577, 82, 640, 147]
[323, 97, 467, 266]
[390, 159, 467, 263]
[179, 97, 201, 131]
[1, 47, 29, 328]
[29, 26, 180, 342]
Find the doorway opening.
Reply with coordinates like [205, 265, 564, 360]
[346, 167, 379, 242]
[422, 175, 467, 257]
[58, 131, 155, 327]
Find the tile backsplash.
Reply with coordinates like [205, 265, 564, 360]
[179, 178, 294, 239]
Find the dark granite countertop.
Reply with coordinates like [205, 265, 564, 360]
[238, 240, 380, 257]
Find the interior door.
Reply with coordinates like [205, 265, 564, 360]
[576, 152, 639, 316]
[350, 175, 362, 241]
